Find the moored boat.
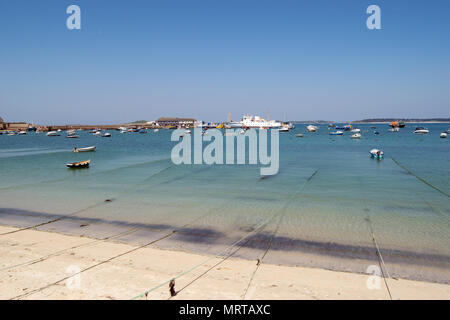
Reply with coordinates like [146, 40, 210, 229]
[277, 125, 290, 132]
[101, 132, 111, 137]
[73, 146, 96, 152]
[46, 131, 60, 136]
[306, 125, 318, 132]
[414, 127, 429, 134]
[66, 135, 79, 138]
[370, 149, 384, 159]
[350, 133, 361, 139]
[295, 133, 304, 138]
[440, 132, 447, 138]
[329, 131, 344, 135]
[66, 160, 90, 168]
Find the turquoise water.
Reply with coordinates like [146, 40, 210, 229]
[0, 124, 449, 282]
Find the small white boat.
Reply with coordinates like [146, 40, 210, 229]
[295, 133, 304, 138]
[153, 129, 159, 132]
[93, 131, 102, 136]
[57, 129, 62, 132]
[414, 127, 429, 134]
[101, 132, 111, 137]
[350, 128, 361, 133]
[306, 125, 318, 132]
[120, 130, 127, 134]
[440, 132, 447, 138]
[18, 131, 27, 135]
[277, 126, 290, 132]
[350, 133, 361, 139]
[46, 131, 60, 136]
[73, 146, 96, 152]
[329, 131, 344, 136]
[370, 149, 384, 159]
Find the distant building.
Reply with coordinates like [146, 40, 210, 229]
[0, 117, 4, 130]
[156, 117, 196, 127]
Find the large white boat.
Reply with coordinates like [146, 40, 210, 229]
[239, 115, 282, 129]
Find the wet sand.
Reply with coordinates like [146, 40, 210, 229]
[0, 225, 449, 300]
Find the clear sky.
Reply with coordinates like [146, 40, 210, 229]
[0, 0, 449, 124]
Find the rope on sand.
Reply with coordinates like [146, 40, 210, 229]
[391, 157, 449, 197]
[133, 170, 319, 300]
[8, 196, 238, 300]
[365, 216, 393, 300]
[357, 176, 393, 300]
[131, 214, 278, 300]
[242, 169, 319, 299]
[0, 226, 141, 272]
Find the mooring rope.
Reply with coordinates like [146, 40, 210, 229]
[133, 170, 319, 300]
[0, 226, 141, 272]
[130, 214, 279, 300]
[391, 157, 449, 197]
[365, 216, 393, 300]
[242, 169, 319, 299]
[8, 193, 240, 300]
[357, 176, 393, 300]
[0, 163, 179, 236]
[0, 157, 171, 192]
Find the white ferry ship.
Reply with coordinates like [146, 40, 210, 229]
[237, 115, 282, 129]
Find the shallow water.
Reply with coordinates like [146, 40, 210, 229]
[0, 124, 449, 282]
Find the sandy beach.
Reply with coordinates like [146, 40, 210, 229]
[0, 225, 448, 300]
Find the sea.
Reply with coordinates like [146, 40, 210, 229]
[0, 123, 449, 283]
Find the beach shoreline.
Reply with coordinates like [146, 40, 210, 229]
[1, 225, 449, 300]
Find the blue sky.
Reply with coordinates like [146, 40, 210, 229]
[0, 0, 449, 124]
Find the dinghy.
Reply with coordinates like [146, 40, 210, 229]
[46, 131, 60, 136]
[306, 125, 318, 132]
[350, 133, 361, 139]
[101, 132, 111, 137]
[370, 149, 384, 159]
[66, 135, 79, 138]
[73, 146, 96, 152]
[66, 160, 90, 168]
[329, 131, 344, 135]
[295, 133, 304, 138]
[440, 132, 447, 138]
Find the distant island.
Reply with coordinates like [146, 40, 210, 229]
[352, 118, 450, 123]
[291, 118, 450, 124]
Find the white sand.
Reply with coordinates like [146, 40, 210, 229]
[0, 226, 448, 300]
